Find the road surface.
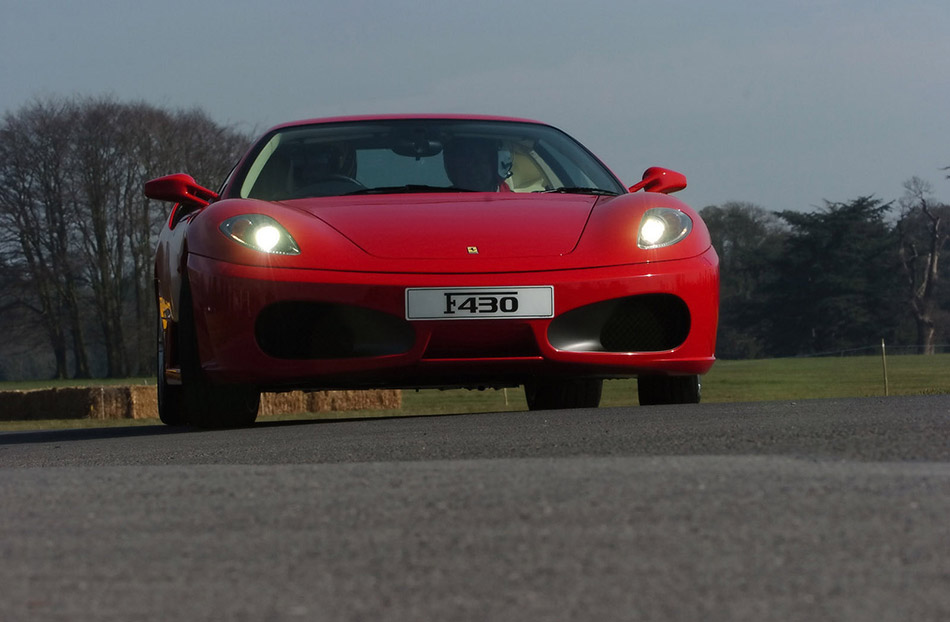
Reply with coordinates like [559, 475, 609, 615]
[1, 396, 949, 621]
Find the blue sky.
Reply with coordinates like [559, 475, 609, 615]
[2, 0, 948, 213]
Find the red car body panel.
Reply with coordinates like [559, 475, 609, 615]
[182, 247, 718, 389]
[284, 193, 594, 259]
[152, 114, 719, 397]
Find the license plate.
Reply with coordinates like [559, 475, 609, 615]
[406, 286, 554, 320]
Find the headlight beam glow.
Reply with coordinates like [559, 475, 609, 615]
[220, 214, 300, 255]
[637, 208, 692, 249]
[254, 225, 282, 252]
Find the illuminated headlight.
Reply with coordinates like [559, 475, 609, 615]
[637, 208, 692, 249]
[220, 214, 300, 255]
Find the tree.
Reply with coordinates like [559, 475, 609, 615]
[0, 99, 90, 378]
[123, 106, 249, 374]
[765, 197, 903, 356]
[896, 177, 950, 354]
[71, 98, 133, 376]
[700, 202, 788, 358]
[0, 96, 249, 379]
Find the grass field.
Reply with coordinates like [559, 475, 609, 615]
[2, 354, 948, 431]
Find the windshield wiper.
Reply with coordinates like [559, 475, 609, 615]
[345, 184, 477, 195]
[536, 187, 619, 196]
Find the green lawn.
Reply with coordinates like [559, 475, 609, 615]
[396, 353, 948, 414]
[702, 354, 949, 402]
[2, 354, 947, 430]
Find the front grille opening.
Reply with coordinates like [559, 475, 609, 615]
[256, 301, 414, 359]
[548, 294, 690, 353]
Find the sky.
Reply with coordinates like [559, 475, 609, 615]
[2, 0, 949, 213]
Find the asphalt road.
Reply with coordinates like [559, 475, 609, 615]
[1, 396, 949, 621]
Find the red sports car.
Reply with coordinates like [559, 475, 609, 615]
[146, 114, 718, 427]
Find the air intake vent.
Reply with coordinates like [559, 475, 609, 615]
[548, 294, 690, 353]
[256, 302, 414, 359]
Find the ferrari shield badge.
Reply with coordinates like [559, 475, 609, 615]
[467, 246, 479, 254]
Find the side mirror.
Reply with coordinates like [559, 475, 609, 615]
[144, 173, 218, 207]
[628, 167, 687, 195]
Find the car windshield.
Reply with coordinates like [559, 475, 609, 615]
[229, 119, 626, 200]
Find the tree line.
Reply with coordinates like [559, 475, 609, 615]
[0, 96, 947, 379]
[0, 96, 249, 380]
[703, 181, 950, 359]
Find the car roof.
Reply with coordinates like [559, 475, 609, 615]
[266, 114, 549, 133]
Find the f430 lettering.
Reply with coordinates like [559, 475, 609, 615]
[406, 286, 552, 320]
[444, 292, 519, 315]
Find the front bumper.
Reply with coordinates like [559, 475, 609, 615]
[185, 248, 718, 390]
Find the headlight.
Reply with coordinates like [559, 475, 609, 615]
[220, 214, 300, 255]
[637, 208, 692, 249]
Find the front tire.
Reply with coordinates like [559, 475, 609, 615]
[524, 378, 603, 410]
[178, 273, 260, 429]
[637, 375, 701, 406]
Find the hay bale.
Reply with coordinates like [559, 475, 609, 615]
[258, 391, 308, 417]
[307, 389, 401, 412]
[0, 386, 401, 421]
[0, 386, 133, 420]
[261, 390, 401, 416]
[0, 390, 39, 421]
[86, 386, 129, 420]
[129, 386, 159, 420]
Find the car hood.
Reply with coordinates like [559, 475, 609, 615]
[284, 193, 599, 259]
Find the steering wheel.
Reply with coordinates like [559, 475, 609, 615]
[293, 175, 365, 198]
[321, 174, 363, 185]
